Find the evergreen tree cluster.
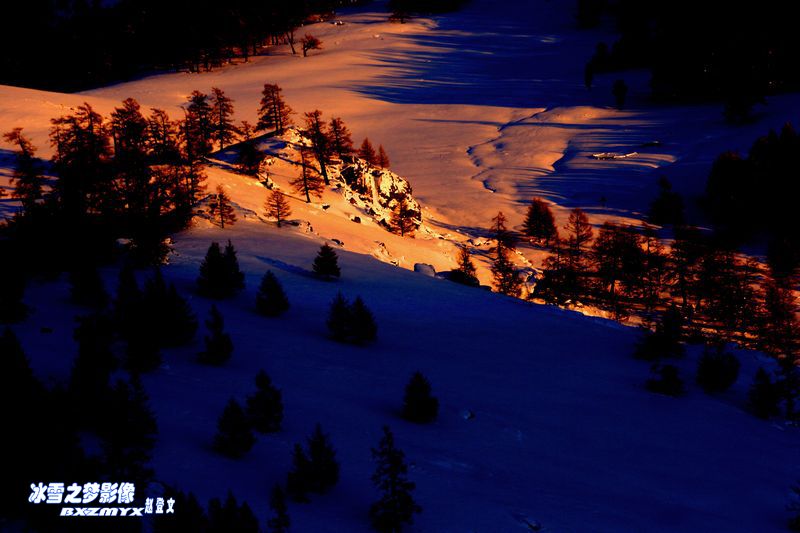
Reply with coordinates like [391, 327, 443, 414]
[531, 206, 785, 349]
[213, 370, 284, 458]
[287, 424, 340, 502]
[197, 241, 246, 299]
[327, 293, 378, 344]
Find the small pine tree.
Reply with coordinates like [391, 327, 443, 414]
[450, 245, 479, 287]
[490, 212, 522, 297]
[377, 145, 390, 168]
[163, 282, 199, 346]
[70, 265, 109, 308]
[265, 190, 292, 227]
[209, 185, 237, 228]
[256, 271, 290, 317]
[286, 443, 312, 502]
[210, 87, 237, 150]
[370, 426, 421, 533]
[142, 268, 197, 346]
[223, 240, 246, 291]
[696, 345, 740, 393]
[390, 198, 417, 237]
[351, 296, 378, 344]
[199, 305, 234, 365]
[256, 84, 293, 135]
[359, 138, 378, 165]
[245, 370, 283, 433]
[523, 197, 557, 245]
[198, 242, 227, 298]
[402, 372, 439, 423]
[749, 367, 781, 419]
[646, 364, 684, 397]
[266, 485, 290, 533]
[313, 243, 341, 279]
[329, 117, 354, 159]
[327, 292, 352, 342]
[491, 246, 521, 297]
[213, 399, 255, 458]
[306, 423, 340, 493]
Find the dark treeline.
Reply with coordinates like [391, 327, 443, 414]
[494, 200, 800, 363]
[580, 0, 800, 119]
[2, 96, 211, 273]
[2, 0, 366, 91]
[703, 122, 800, 271]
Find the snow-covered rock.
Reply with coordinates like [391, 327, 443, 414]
[414, 263, 436, 277]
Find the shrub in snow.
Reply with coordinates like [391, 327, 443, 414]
[645, 364, 684, 397]
[198, 305, 233, 365]
[696, 346, 740, 393]
[207, 491, 259, 531]
[267, 485, 290, 533]
[634, 306, 685, 361]
[313, 243, 341, 279]
[213, 399, 255, 459]
[326, 293, 378, 344]
[370, 426, 421, 533]
[255, 271, 290, 317]
[749, 368, 782, 419]
[287, 424, 340, 501]
[245, 370, 283, 433]
[197, 241, 245, 299]
[402, 372, 439, 423]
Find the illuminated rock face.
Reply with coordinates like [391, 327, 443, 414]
[337, 158, 422, 232]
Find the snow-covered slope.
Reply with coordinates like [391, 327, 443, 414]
[3, 0, 800, 531]
[14, 218, 798, 532]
